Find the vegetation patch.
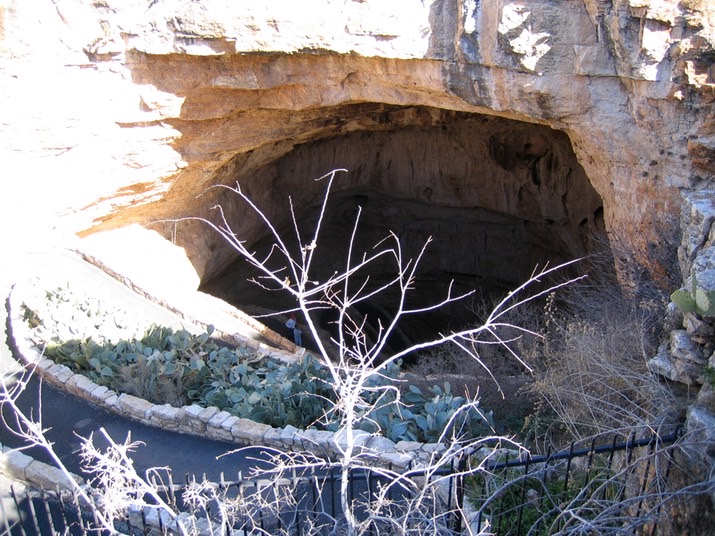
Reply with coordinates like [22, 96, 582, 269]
[467, 448, 652, 536]
[21, 283, 493, 443]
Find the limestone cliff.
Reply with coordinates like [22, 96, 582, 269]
[2, 0, 715, 505]
[1, 0, 712, 283]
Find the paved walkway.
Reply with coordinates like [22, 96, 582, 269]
[1, 249, 272, 487]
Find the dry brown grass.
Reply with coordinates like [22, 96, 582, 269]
[531, 299, 672, 437]
[408, 245, 682, 448]
[527, 245, 682, 447]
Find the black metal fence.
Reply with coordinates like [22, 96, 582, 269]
[1, 463, 459, 536]
[146, 464, 461, 536]
[1, 429, 682, 536]
[470, 429, 682, 536]
[1, 485, 104, 536]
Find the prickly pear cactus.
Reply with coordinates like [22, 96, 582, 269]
[694, 287, 715, 316]
[671, 271, 715, 317]
[671, 288, 697, 313]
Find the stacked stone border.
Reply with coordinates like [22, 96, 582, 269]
[0, 444, 83, 493]
[4, 275, 449, 489]
[645, 190, 715, 507]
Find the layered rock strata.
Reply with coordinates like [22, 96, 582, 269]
[2, 0, 713, 289]
[1, 0, 715, 522]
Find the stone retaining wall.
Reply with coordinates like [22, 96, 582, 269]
[0, 444, 84, 493]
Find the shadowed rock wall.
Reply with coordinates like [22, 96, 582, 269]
[197, 113, 603, 324]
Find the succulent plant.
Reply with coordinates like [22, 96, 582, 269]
[29, 285, 494, 443]
[671, 270, 715, 317]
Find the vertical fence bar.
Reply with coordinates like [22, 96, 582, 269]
[495, 452, 510, 534]
[57, 489, 73, 535]
[218, 472, 227, 536]
[275, 479, 283, 533]
[475, 461, 488, 534]
[606, 433, 618, 471]
[447, 462, 455, 533]
[36, 489, 54, 534]
[258, 481, 266, 533]
[166, 469, 177, 511]
[158, 503, 165, 533]
[585, 436, 597, 485]
[562, 442, 574, 495]
[51, 490, 72, 535]
[540, 447, 556, 534]
[451, 452, 468, 533]
[650, 429, 679, 536]
[633, 435, 657, 525]
[292, 468, 302, 536]
[614, 430, 638, 504]
[551, 442, 574, 534]
[8, 487, 25, 536]
[310, 469, 318, 530]
[237, 474, 250, 536]
[70, 487, 90, 534]
[388, 463, 395, 505]
[514, 454, 531, 536]
[366, 466, 375, 536]
[25, 490, 44, 536]
[598, 433, 619, 503]
[143, 505, 151, 534]
[330, 470, 336, 519]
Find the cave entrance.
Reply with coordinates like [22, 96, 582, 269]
[198, 107, 607, 355]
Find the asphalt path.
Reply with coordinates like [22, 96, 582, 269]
[0, 249, 273, 486]
[0, 371, 271, 483]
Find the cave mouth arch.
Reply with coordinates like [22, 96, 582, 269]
[197, 106, 607, 351]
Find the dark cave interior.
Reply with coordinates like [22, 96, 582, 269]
[197, 109, 609, 355]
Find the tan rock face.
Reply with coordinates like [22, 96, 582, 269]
[1, 0, 713, 293]
[3, 1, 714, 519]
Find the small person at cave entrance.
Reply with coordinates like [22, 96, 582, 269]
[293, 325, 303, 346]
[285, 314, 296, 337]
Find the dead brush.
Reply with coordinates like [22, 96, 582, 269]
[530, 275, 678, 444]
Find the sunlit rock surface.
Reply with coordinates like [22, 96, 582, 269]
[1, 0, 712, 286]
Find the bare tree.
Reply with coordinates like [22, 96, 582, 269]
[0, 168, 583, 535]
[3, 168, 709, 535]
[188, 169, 585, 535]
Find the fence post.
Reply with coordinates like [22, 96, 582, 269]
[451, 451, 468, 533]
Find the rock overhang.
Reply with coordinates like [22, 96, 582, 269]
[187, 111, 607, 343]
[3, 0, 713, 306]
[81, 44, 680, 312]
